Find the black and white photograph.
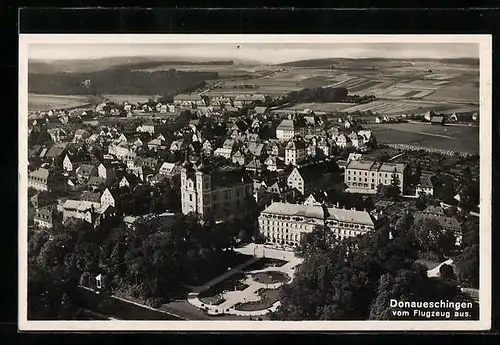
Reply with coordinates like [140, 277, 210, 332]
[18, 34, 492, 331]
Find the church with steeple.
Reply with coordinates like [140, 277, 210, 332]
[180, 153, 253, 222]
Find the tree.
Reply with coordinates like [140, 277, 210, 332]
[439, 263, 457, 281]
[455, 244, 479, 288]
[461, 218, 479, 248]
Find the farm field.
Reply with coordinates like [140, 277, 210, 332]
[283, 102, 356, 112]
[334, 100, 477, 116]
[28, 93, 92, 111]
[103, 94, 158, 104]
[364, 123, 479, 154]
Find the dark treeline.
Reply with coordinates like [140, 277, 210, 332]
[28, 69, 217, 98]
[124, 60, 234, 69]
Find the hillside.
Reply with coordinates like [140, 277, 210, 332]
[28, 56, 247, 74]
[28, 69, 218, 97]
[279, 57, 479, 68]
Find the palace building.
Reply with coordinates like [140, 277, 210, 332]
[258, 202, 383, 247]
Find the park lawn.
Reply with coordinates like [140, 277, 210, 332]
[234, 288, 282, 312]
[244, 258, 288, 272]
[198, 272, 249, 299]
[252, 271, 290, 285]
[199, 295, 226, 306]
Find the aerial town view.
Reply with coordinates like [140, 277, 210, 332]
[24, 40, 481, 323]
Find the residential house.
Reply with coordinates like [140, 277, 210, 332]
[87, 176, 108, 190]
[214, 147, 233, 159]
[415, 174, 437, 197]
[344, 160, 410, 195]
[348, 132, 364, 149]
[246, 142, 267, 159]
[231, 150, 247, 166]
[62, 154, 77, 172]
[287, 161, 340, 196]
[100, 188, 115, 208]
[147, 138, 166, 151]
[170, 139, 188, 153]
[98, 162, 116, 182]
[254, 106, 269, 116]
[264, 156, 285, 172]
[202, 140, 214, 155]
[414, 212, 462, 246]
[276, 118, 306, 142]
[421, 205, 446, 217]
[335, 134, 351, 149]
[73, 129, 90, 142]
[139, 122, 164, 135]
[30, 191, 51, 209]
[233, 94, 266, 108]
[173, 94, 206, 107]
[76, 164, 97, 180]
[47, 128, 68, 143]
[34, 206, 57, 229]
[431, 116, 445, 126]
[28, 167, 66, 192]
[245, 157, 264, 172]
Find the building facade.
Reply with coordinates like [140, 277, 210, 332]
[28, 168, 66, 192]
[258, 202, 379, 247]
[180, 161, 253, 222]
[344, 160, 410, 195]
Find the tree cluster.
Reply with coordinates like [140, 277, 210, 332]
[271, 212, 463, 320]
[28, 212, 245, 317]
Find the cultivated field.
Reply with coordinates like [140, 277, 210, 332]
[103, 94, 158, 104]
[364, 122, 479, 154]
[283, 102, 356, 112]
[28, 93, 92, 111]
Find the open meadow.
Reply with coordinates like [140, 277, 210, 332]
[28, 93, 92, 111]
[364, 122, 479, 154]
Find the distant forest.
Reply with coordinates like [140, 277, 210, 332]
[280, 57, 480, 68]
[28, 69, 218, 97]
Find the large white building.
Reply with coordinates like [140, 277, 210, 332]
[344, 160, 410, 194]
[258, 202, 380, 247]
[276, 117, 306, 142]
[180, 160, 253, 222]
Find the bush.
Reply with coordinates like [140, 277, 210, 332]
[418, 251, 442, 262]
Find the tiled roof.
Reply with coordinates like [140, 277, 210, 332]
[211, 167, 252, 189]
[346, 160, 376, 170]
[414, 213, 460, 230]
[277, 119, 294, 130]
[29, 167, 50, 180]
[261, 202, 374, 226]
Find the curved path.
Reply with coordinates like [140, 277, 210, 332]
[187, 244, 302, 317]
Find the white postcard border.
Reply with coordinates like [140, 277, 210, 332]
[18, 34, 492, 332]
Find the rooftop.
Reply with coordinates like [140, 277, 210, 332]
[261, 202, 374, 226]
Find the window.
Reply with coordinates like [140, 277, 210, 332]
[364, 178, 367, 182]
[372, 179, 374, 183]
